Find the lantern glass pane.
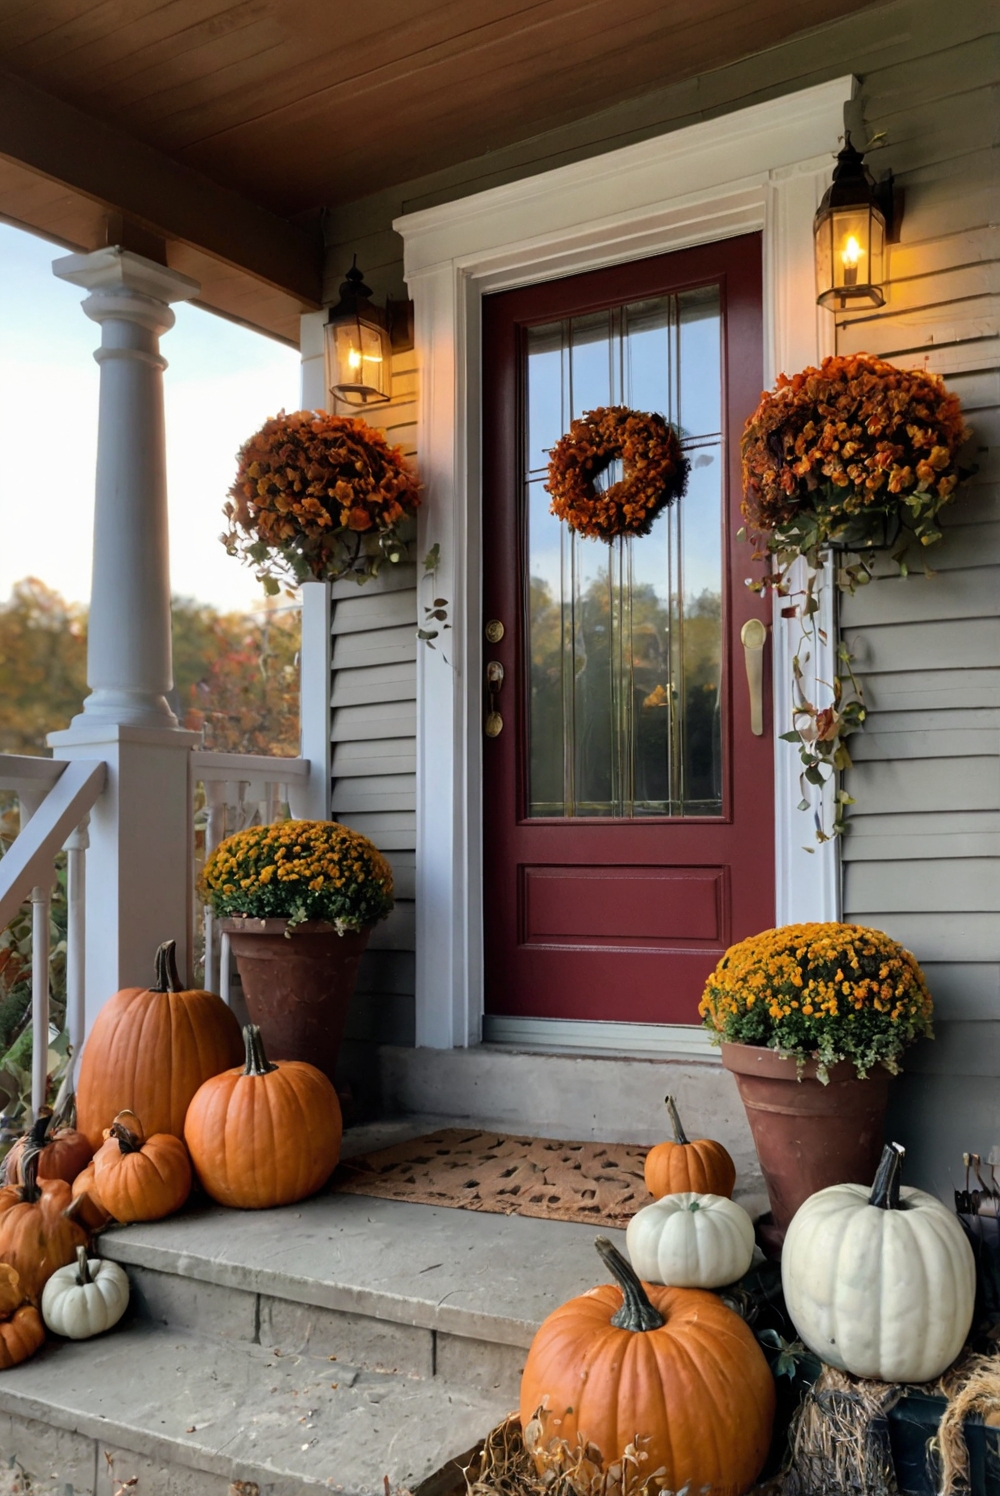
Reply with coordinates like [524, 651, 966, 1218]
[325, 317, 391, 404]
[814, 212, 834, 303]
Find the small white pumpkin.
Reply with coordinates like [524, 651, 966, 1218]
[782, 1142, 975, 1384]
[626, 1191, 756, 1288]
[41, 1247, 129, 1340]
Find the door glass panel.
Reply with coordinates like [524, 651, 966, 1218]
[525, 287, 723, 819]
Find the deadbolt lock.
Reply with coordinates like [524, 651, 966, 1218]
[485, 619, 505, 644]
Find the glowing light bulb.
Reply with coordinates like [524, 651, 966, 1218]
[841, 235, 862, 267]
[347, 348, 363, 370]
[840, 233, 862, 289]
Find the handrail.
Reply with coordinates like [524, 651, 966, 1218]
[191, 751, 309, 780]
[0, 755, 66, 808]
[0, 761, 105, 930]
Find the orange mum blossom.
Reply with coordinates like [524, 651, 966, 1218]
[223, 410, 420, 593]
[545, 406, 689, 541]
[700, 921, 933, 1082]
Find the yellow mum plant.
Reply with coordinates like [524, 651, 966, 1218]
[700, 922, 933, 1080]
[200, 820, 394, 934]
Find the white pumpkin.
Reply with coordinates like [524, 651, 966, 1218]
[782, 1142, 975, 1384]
[626, 1191, 756, 1288]
[41, 1247, 129, 1340]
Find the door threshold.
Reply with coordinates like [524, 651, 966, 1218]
[481, 1015, 719, 1062]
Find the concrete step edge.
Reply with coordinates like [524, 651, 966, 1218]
[0, 1322, 509, 1496]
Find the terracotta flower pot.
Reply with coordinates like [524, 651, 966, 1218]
[221, 919, 371, 1087]
[721, 1041, 890, 1242]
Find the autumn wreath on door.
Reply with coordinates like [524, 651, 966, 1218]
[545, 406, 689, 540]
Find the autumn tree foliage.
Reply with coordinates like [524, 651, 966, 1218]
[0, 583, 300, 757]
[0, 580, 88, 754]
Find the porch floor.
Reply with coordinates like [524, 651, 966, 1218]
[0, 1116, 629, 1495]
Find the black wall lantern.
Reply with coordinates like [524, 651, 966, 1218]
[324, 258, 392, 406]
[814, 133, 896, 312]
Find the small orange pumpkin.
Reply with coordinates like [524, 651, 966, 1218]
[520, 1237, 774, 1495]
[77, 940, 244, 1149]
[92, 1112, 191, 1223]
[3, 1103, 93, 1188]
[644, 1095, 736, 1199]
[184, 1024, 342, 1210]
[0, 1147, 88, 1303]
[0, 1264, 44, 1369]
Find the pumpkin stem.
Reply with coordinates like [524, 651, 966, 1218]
[27, 1108, 53, 1147]
[869, 1141, 905, 1210]
[110, 1113, 144, 1154]
[19, 1144, 41, 1205]
[595, 1236, 665, 1333]
[242, 1024, 278, 1077]
[151, 940, 184, 994]
[75, 1245, 92, 1286]
[664, 1095, 689, 1146]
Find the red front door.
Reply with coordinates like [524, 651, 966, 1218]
[482, 233, 773, 1026]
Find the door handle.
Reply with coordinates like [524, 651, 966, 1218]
[485, 660, 504, 738]
[740, 619, 767, 737]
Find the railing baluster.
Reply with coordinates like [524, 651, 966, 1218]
[29, 880, 51, 1122]
[203, 781, 227, 995]
[64, 816, 89, 1090]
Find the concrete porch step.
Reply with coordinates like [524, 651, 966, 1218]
[0, 1319, 507, 1496]
[95, 1122, 631, 1403]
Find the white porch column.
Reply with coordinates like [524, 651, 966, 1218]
[49, 248, 201, 1026]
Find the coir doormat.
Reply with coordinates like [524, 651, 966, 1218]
[332, 1128, 653, 1228]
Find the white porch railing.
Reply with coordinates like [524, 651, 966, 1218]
[0, 756, 106, 1115]
[190, 751, 309, 996]
[0, 748, 310, 1118]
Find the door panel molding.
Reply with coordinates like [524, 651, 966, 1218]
[396, 77, 852, 1048]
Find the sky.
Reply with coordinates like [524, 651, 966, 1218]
[0, 222, 301, 613]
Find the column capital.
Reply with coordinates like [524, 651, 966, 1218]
[52, 246, 200, 306]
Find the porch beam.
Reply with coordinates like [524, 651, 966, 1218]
[0, 69, 322, 310]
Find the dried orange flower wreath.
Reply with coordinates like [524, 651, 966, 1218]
[223, 409, 420, 591]
[545, 406, 689, 541]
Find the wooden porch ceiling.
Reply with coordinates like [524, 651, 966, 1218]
[0, 0, 883, 340]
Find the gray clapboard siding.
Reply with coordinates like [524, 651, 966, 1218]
[920, 963, 1000, 1021]
[328, 353, 421, 1069]
[848, 757, 1000, 815]
[845, 619, 1000, 673]
[862, 669, 1000, 712]
[332, 701, 417, 741]
[846, 859, 1000, 914]
[843, 568, 1000, 626]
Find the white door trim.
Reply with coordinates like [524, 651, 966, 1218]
[396, 76, 852, 1050]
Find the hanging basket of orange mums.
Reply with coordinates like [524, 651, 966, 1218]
[545, 406, 689, 541]
[741, 353, 970, 576]
[223, 410, 421, 592]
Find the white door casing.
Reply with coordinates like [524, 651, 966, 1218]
[393, 76, 853, 1053]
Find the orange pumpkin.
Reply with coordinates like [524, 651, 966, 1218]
[644, 1094, 736, 1199]
[0, 1147, 88, 1303]
[520, 1237, 774, 1496]
[184, 1024, 342, 1210]
[0, 1265, 44, 1369]
[76, 940, 243, 1149]
[3, 1104, 93, 1187]
[92, 1112, 191, 1223]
